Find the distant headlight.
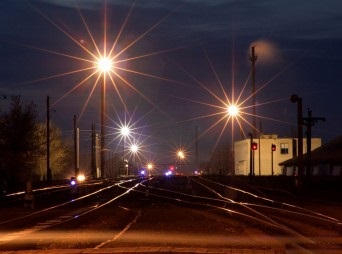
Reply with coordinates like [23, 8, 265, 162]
[70, 177, 77, 186]
[77, 174, 86, 182]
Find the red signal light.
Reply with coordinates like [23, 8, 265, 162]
[251, 142, 257, 150]
[272, 144, 276, 151]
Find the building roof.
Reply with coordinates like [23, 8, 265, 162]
[279, 135, 342, 166]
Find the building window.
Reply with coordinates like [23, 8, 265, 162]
[280, 143, 289, 154]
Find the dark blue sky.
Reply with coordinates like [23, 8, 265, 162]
[1, 0, 342, 168]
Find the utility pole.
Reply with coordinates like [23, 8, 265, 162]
[91, 124, 96, 179]
[46, 96, 52, 183]
[290, 94, 303, 185]
[249, 46, 258, 138]
[302, 109, 325, 178]
[195, 125, 199, 171]
[73, 115, 79, 177]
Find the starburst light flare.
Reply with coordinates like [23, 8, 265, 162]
[146, 163, 154, 170]
[120, 126, 131, 137]
[227, 104, 239, 117]
[130, 144, 139, 153]
[96, 57, 113, 73]
[177, 151, 185, 159]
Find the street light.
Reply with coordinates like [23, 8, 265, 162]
[177, 150, 185, 160]
[146, 163, 154, 173]
[227, 103, 240, 175]
[176, 149, 186, 173]
[120, 126, 130, 137]
[96, 57, 113, 72]
[120, 125, 131, 175]
[227, 104, 239, 117]
[130, 144, 139, 175]
[96, 56, 114, 179]
[120, 125, 131, 155]
[130, 144, 138, 153]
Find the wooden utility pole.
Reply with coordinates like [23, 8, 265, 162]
[46, 96, 52, 183]
[195, 125, 199, 170]
[91, 124, 96, 179]
[302, 109, 325, 178]
[74, 115, 79, 177]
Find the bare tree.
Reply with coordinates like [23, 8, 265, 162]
[0, 96, 37, 189]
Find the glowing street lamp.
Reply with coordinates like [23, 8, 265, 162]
[226, 103, 240, 176]
[177, 150, 185, 160]
[120, 125, 131, 158]
[146, 163, 153, 171]
[130, 144, 139, 175]
[120, 126, 131, 137]
[227, 104, 239, 117]
[96, 56, 114, 179]
[120, 125, 131, 175]
[96, 57, 113, 73]
[176, 149, 186, 173]
[130, 144, 139, 153]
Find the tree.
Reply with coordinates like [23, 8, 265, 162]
[33, 122, 73, 180]
[0, 96, 37, 188]
[0, 97, 73, 190]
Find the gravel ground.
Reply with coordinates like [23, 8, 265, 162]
[1, 176, 342, 253]
[4, 198, 285, 251]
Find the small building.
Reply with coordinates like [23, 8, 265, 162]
[279, 135, 342, 176]
[234, 134, 321, 176]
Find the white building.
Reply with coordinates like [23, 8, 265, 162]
[234, 134, 321, 176]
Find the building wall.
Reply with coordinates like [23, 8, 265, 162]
[234, 135, 322, 175]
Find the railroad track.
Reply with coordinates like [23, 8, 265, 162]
[1, 175, 341, 253]
[120, 175, 342, 253]
[192, 176, 342, 252]
[0, 178, 143, 249]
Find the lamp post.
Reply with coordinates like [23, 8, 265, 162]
[130, 144, 139, 175]
[96, 57, 113, 179]
[177, 150, 185, 172]
[120, 126, 130, 175]
[146, 163, 153, 176]
[177, 151, 185, 160]
[227, 104, 239, 175]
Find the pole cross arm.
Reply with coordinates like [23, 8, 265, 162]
[302, 117, 326, 126]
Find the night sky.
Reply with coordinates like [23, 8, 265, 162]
[1, 0, 342, 170]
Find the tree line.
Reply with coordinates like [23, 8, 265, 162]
[0, 96, 72, 193]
